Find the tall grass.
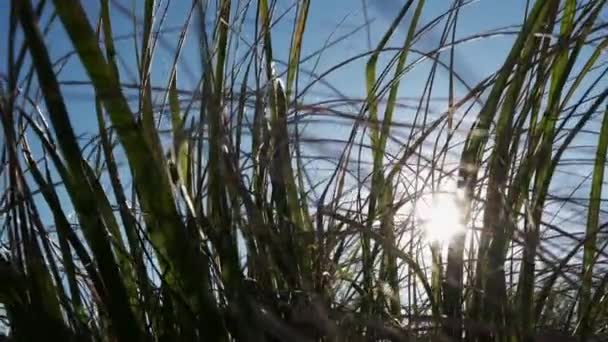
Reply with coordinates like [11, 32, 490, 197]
[1, 0, 607, 341]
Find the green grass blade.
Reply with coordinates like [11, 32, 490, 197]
[285, 0, 310, 102]
[49, 0, 227, 339]
[169, 73, 189, 185]
[363, 0, 416, 317]
[17, 2, 145, 339]
[578, 104, 608, 336]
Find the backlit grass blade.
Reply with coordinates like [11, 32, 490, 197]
[475, 24, 540, 337]
[532, 37, 608, 334]
[139, 0, 165, 169]
[207, 0, 243, 299]
[100, 0, 120, 80]
[577, 104, 608, 337]
[378, 0, 425, 318]
[18, 122, 101, 292]
[49, 0, 227, 339]
[445, 1, 549, 338]
[17, 1, 145, 339]
[519, 2, 604, 337]
[259, 0, 314, 288]
[20, 141, 92, 328]
[169, 73, 189, 185]
[1, 128, 68, 338]
[285, 0, 310, 102]
[286, 0, 315, 261]
[95, 98, 153, 326]
[363, 0, 416, 317]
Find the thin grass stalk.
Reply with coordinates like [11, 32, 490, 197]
[577, 104, 608, 338]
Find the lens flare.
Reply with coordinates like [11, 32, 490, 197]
[416, 187, 464, 244]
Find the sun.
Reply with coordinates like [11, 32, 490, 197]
[416, 184, 465, 244]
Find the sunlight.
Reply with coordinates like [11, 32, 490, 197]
[416, 183, 465, 244]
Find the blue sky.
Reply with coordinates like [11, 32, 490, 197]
[0, 0, 529, 121]
[0, 0, 532, 175]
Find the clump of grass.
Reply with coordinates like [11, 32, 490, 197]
[1, 0, 607, 341]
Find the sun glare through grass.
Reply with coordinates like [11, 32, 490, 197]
[416, 181, 465, 244]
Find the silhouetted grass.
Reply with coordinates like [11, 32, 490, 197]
[1, 0, 607, 341]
